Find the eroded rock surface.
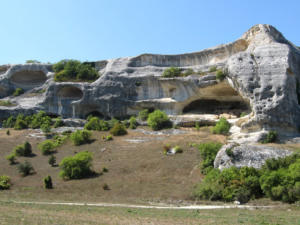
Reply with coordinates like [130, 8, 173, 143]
[0, 24, 300, 136]
[214, 143, 292, 170]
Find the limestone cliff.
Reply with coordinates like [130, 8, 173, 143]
[0, 24, 300, 135]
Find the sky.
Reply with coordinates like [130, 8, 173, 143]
[1, 0, 300, 64]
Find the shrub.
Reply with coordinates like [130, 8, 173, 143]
[198, 142, 222, 174]
[105, 135, 113, 141]
[195, 121, 200, 131]
[147, 110, 172, 131]
[240, 112, 247, 117]
[41, 123, 51, 134]
[0, 175, 10, 190]
[216, 69, 225, 81]
[6, 130, 10, 135]
[44, 176, 53, 189]
[174, 145, 183, 153]
[209, 66, 217, 72]
[2, 116, 16, 128]
[14, 114, 28, 130]
[70, 130, 92, 146]
[162, 67, 182, 78]
[225, 147, 234, 158]
[13, 88, 24, 96]
[129, 116, 137, 129]
[53, 59, 99, 82]
[84, 117, 109, 131]
[13, 141, 32, 157]
[138, 109, 149, 121]
[17, 161, 34, 176]
[102, 167, 108, 173]
[38, 140, 55, 155]
[0, 100, 15, 107]
[26, 60, 40, 63]
[110, 123, 127, 136]
[261, 131, 278, 144]
[53, 117, 64, 128]
[6, 153, 16, 165]
[103, 183, 110, 190]
[182, 68, 194, 76]
[59, 151, 93, 179]
[211, 117, 230, 135]
[48, 155, 56, 167]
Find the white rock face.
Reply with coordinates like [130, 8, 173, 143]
[0, 24, 299, 135]
[214, 143, 292, 170]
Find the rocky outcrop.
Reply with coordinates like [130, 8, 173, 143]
[214, 143, 292, 170]
[0, 24, 300, 136]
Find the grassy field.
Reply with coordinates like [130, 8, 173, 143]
[0, 201, 299, 225]
[0, 126, 226, 204]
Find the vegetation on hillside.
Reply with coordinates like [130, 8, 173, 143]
[53, 59, 99, 82]
[194, 153, 300, 203]
[211, 117, 230, 135]
[147, 110, 172, 130]
[59, 151, 94, 179]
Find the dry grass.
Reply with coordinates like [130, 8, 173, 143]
[0, 201, 299, 225]
[0, 127, 226, 204]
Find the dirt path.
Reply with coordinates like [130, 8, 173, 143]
[8, 200, 273, 210]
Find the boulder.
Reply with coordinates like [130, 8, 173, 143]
[214, 143, 292, 170]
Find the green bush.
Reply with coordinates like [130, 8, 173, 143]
[261, 131, 278, 144]
[216, 69, 225, 81]
[198, 142, 222, 174]
[70, 130, 92, 146]
[147, 110, 172, 131]
[129, 116, 137, 129]
[6, 153, 16, 165]
[174, 145, 183, 154]
[225, 147, 234, 158]
[53, 117, 64, 128]
[194, 154, 300, 203]
[211, 117, 231, 135]
[0, 175, 10, 190]
[13, 88, 24, 96]
[0, 100, 15, 107]
[240, 112, 247, 117]
[44, 175, 53, 189]
[182, 68, 194, 76]
[2, 116, 16, 128]
[195, 121, 200, 131]
[13, 141, 32, 157]
[53, 59, 99, 82]
[41, 123, 51, 134]
[105, 135, 113, 141]
[17, 161, 34, 176]
[138, 109, 149, 121]
[48, 155, 56, 167]
[110, 123, 127, 136]
[162, 67, 182, 78]
[209, 66, 217, 72]
[14, 114, 28, 130]
[84, 117, 109, 131]
[38, 140, 55, 155]
[6, 130, 10, 135]
[59, 151, 94, 179]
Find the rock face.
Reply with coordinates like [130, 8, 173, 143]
[214, 143, 292, 170]
[0, 24, 300, 135]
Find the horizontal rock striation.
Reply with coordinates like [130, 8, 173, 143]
[0, 24, 300, 135]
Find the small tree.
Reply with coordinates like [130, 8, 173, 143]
[211, 117, 231, 135]
[17, 161, 34, 176]
[138, 109, 149, 121]
[59, 151, 93, 179]
[110, 123, 127, 136]
[0, 175, 10, 190]
[48, 155, 56, 167]
[129, 116, 137, 129]
[70, 130, 92, 146]
[6, 153, 17, 165]
[38, 140, 55, 155]
[147, 110, 171, 130]
[6, 130, 10, 135]
[13, 141, 32, 157]
[41, 123, 51, 134]
[23, 141, 32, 156]
[44, 176, 53, 189]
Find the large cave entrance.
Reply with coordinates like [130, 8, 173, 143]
[57, 86, 83, 100]
[182, 99, 250, 116]
[10, 70, 47, 89]
[182, 81, 251, 116]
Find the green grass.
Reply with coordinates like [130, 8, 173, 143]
[0, 100, 16, 107]
[0, 201, 299, 225]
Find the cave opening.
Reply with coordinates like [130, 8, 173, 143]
[182, 99, 250, 116]
[57, 86, 83, 99]
[10, 70, 47, 87]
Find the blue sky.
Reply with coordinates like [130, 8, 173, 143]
[1, 0, 299, 64]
